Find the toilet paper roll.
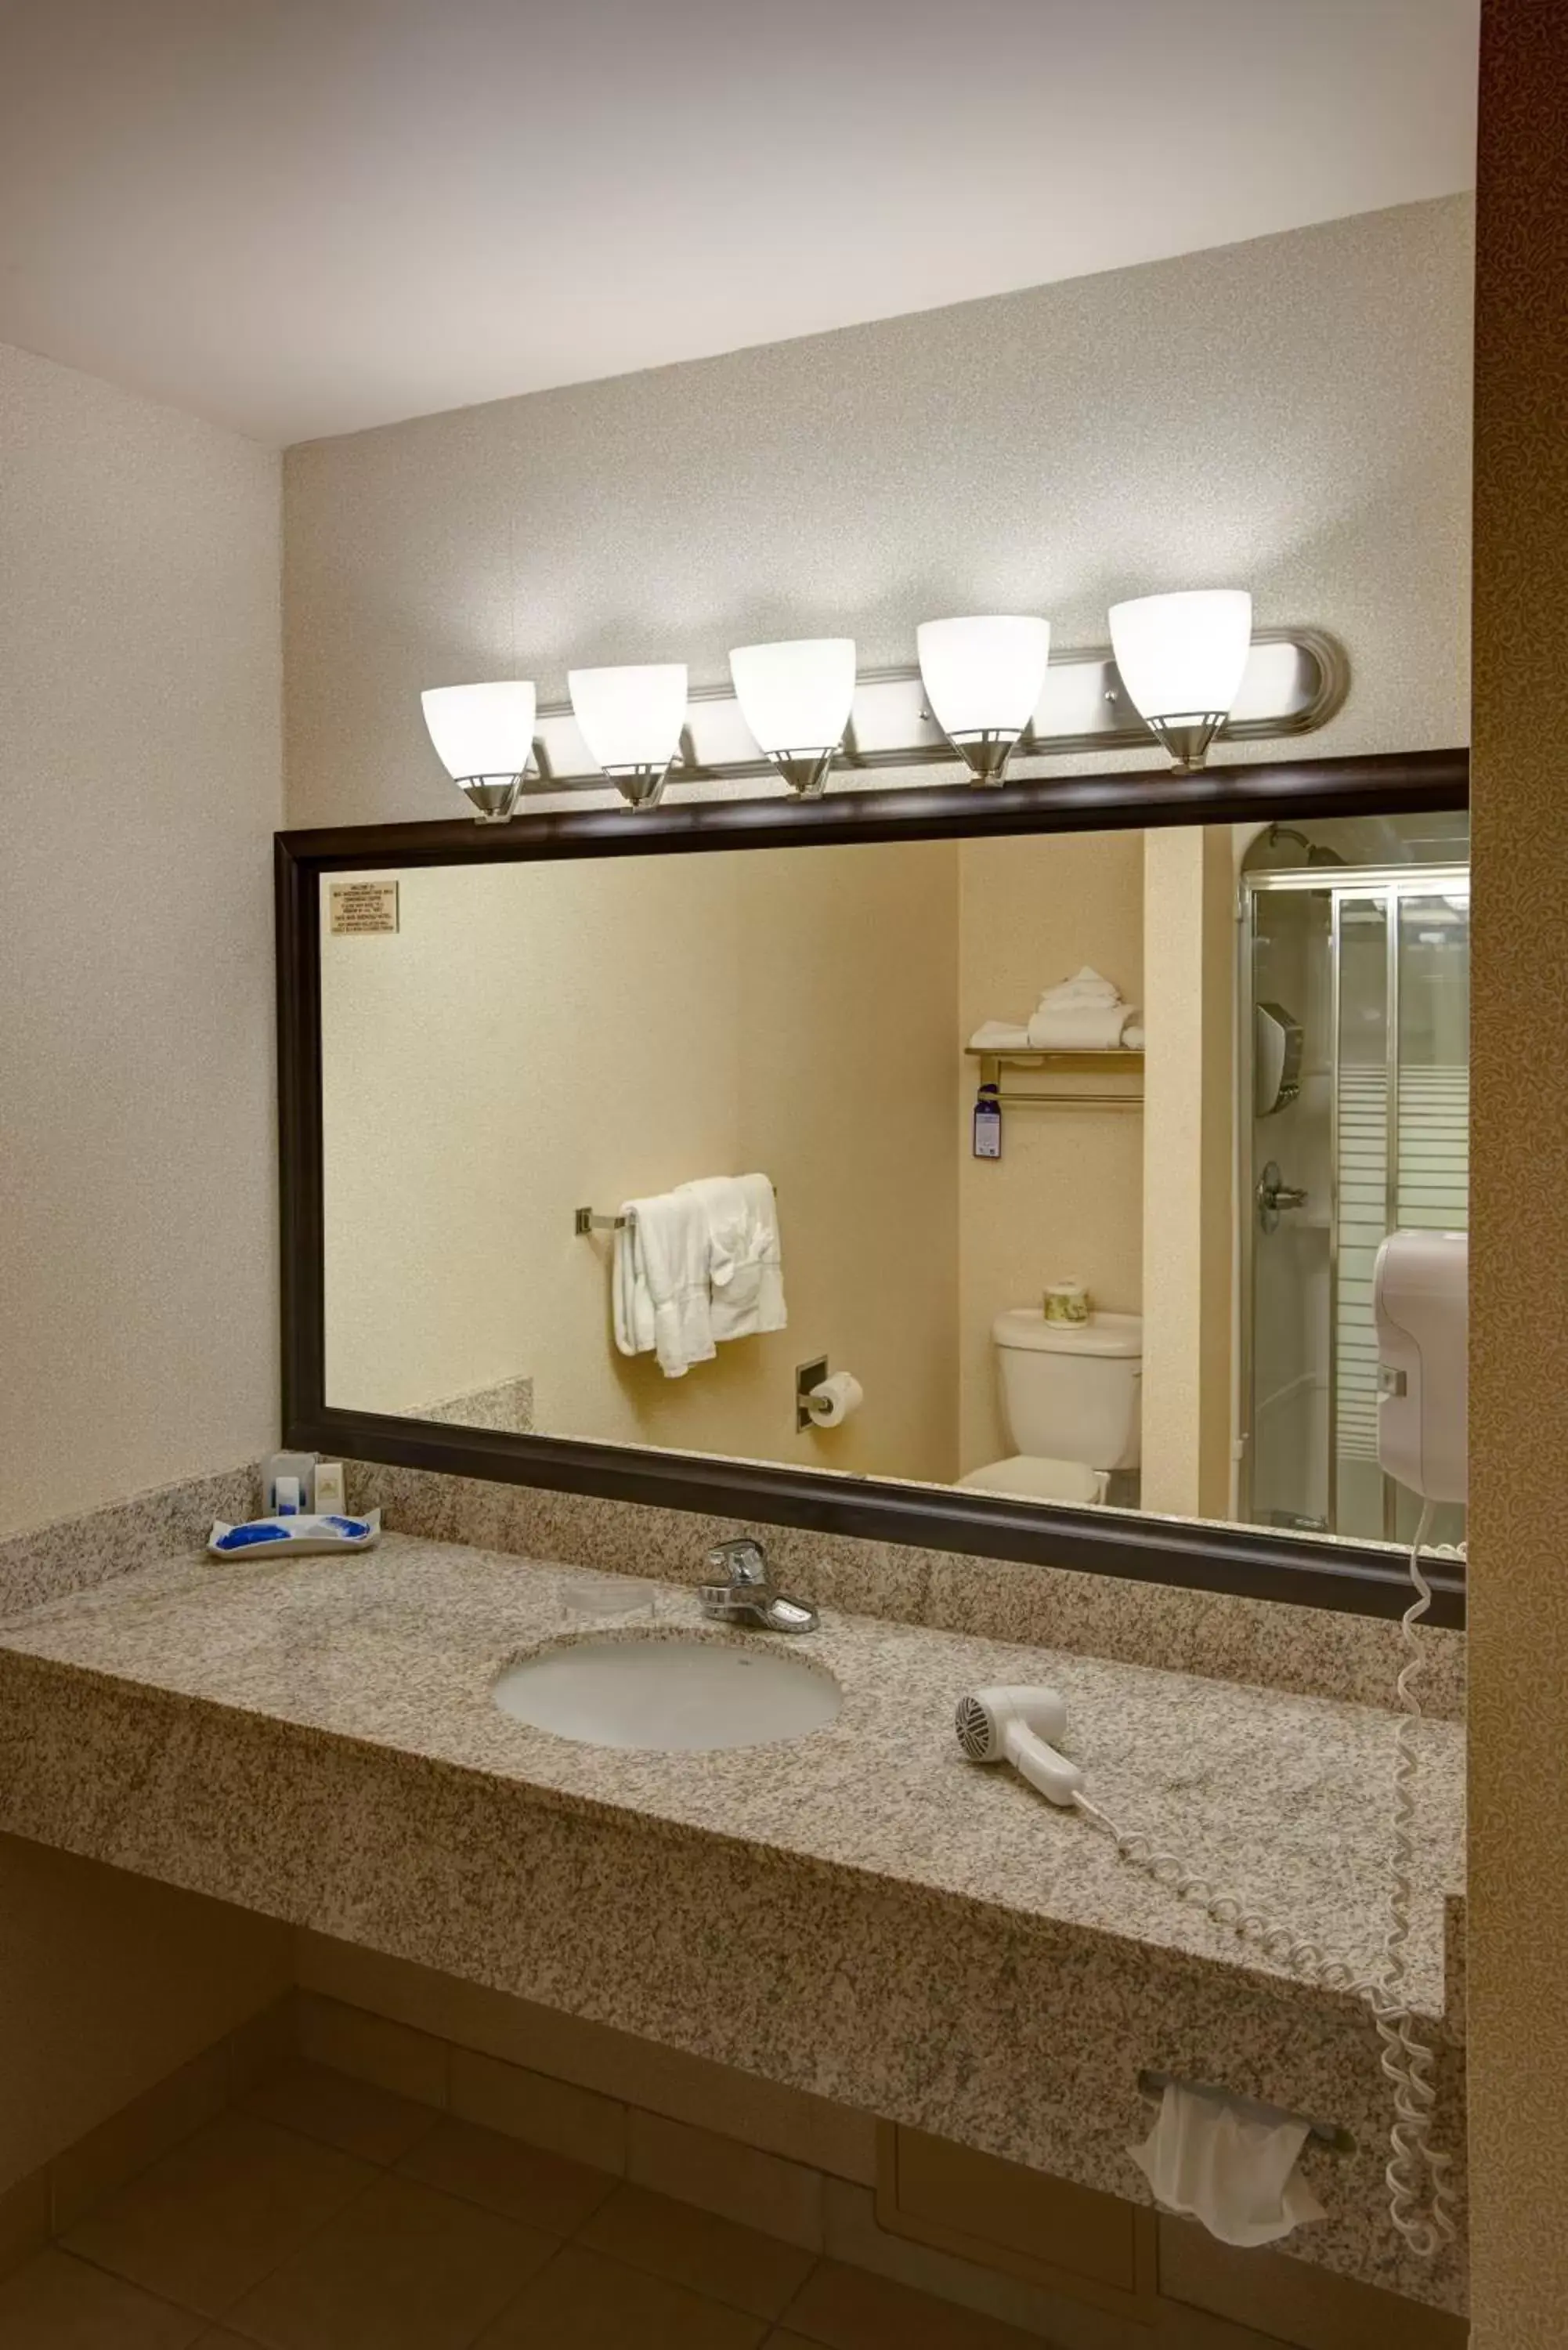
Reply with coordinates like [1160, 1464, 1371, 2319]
[807, 1372, 864, 1428]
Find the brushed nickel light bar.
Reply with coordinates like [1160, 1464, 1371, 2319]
[422, 622, 1347, 816]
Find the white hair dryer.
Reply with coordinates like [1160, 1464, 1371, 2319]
[1372, 1229, 1467, 1504]
[953, 1685, 1083, 1806]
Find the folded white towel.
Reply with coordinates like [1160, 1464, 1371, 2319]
[681, 1173, 786, 1343]
[1027, 1001, 1143, 1050]
[1039, 964, 1122, 1008]
[612, 1191, 717, 1377]
[967, 1020, 1033, 1053]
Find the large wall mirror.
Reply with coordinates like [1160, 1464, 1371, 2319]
[279, 754, 1469, 1620]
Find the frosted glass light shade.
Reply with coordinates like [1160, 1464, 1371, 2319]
[916, 616, 1051, 739]
[568, 663, 688, 772]
[729, 638, 856, 754]
[421, 681, 537, 781]
[1108, 590, 1252, 768]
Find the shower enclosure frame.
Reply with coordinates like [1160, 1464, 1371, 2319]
[1237, 861, 1470, 1540]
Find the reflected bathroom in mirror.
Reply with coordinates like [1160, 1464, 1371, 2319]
[316, 800, 1469, 1555]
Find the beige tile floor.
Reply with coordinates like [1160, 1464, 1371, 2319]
[0, 2063, 1040, 2349]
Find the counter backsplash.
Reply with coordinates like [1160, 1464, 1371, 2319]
[344, 1458, 1465, 1722]
[0, 1452, 1462, 1721]
[0, 1463, 259, 1622]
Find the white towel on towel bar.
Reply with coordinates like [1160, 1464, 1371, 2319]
[612, 1191, 716, 1377]
[681, 1173, 786, 1343]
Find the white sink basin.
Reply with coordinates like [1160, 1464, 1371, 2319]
[492, 1633, 841, 1753]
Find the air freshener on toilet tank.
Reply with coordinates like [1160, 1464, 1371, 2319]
[973, 1082, 1003, 1159]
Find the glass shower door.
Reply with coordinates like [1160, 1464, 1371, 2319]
[1390, 886, 1469, 1546]
[1244, 884, 1334, 1532]
[1242, 868, 1469, 1545]
[1332, 892, 1393, 1539]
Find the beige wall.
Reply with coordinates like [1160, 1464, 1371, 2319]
[1468, 3, 1568, 2341]
[0, 345, 287, 2193]
[956, 833, 1145, 1473]
[291, 196, 1474, 1513]
[323, 843, 959, 1483]
[283, 197, 1473, 836]
[0, 340, 282, 1538]
[1140, 830, 1235, 1522]
[732, 843, 959, 1484]
[0, 1835, 290, 2194]
[321, 855, 745, 1427]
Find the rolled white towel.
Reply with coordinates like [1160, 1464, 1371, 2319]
[1038, 964, 1121, 1009]
[1027, 1001, 1142, 1050]
[967, 1020, 1033, 1052]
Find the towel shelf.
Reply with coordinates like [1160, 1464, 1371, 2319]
[964, 1047, 1145, 1066]
[968, 1045, 1143, 1111]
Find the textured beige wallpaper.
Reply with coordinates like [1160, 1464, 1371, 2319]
[284, 197, 1473, 832]
[0, 342, 283, 1537]
[956, 831, 1145, 1474]
[1467, 3, 1568, 2341]
[1140, 827, 1234, 1523]
[321, 844, 960, 1483]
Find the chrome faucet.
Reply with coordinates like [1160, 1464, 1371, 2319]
[699, 1538, 818, 1633]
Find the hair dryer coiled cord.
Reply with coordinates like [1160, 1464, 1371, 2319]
[1072, 1501, 1455, 2263]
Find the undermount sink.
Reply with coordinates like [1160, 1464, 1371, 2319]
[492, 1633, 842, 1753]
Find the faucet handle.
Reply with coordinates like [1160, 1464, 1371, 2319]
[706, 1537, 769, 1587]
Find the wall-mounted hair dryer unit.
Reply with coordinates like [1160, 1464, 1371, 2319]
[952, 1685, 1083, 1806]
[1373, 1230, 1468, 1505]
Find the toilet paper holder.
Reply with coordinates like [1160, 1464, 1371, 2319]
[1136, 2070, 1353, 2156]
[795, 1357, 829, 1431]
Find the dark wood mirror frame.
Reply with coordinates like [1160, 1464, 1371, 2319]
[277, 746, 1469, 1627]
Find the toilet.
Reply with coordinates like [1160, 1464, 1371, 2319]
[958, 1308, 1143, 1506]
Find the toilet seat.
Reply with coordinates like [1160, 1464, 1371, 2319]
[956, 1454, 1109, 1506]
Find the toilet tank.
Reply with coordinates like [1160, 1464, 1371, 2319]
[993, 1309, 1143, 1472]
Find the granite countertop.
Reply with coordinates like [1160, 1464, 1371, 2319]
[0, 1529, 1464, 2019]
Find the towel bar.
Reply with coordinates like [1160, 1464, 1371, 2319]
[994, 1090, 1143, 1109]
[575, 1187, 782, 1236]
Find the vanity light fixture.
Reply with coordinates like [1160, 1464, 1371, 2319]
[916, 615, 1052, 786]
[728, 638, 857, 799]
[420, 681, 538, 822]
[1107, 589, 1254, 772]
[567, 663, 688, 809]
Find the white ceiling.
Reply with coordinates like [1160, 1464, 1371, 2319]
[0, 0, 1478, 446]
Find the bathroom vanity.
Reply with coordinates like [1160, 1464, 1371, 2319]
[0, 1520, 1465, 2320]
